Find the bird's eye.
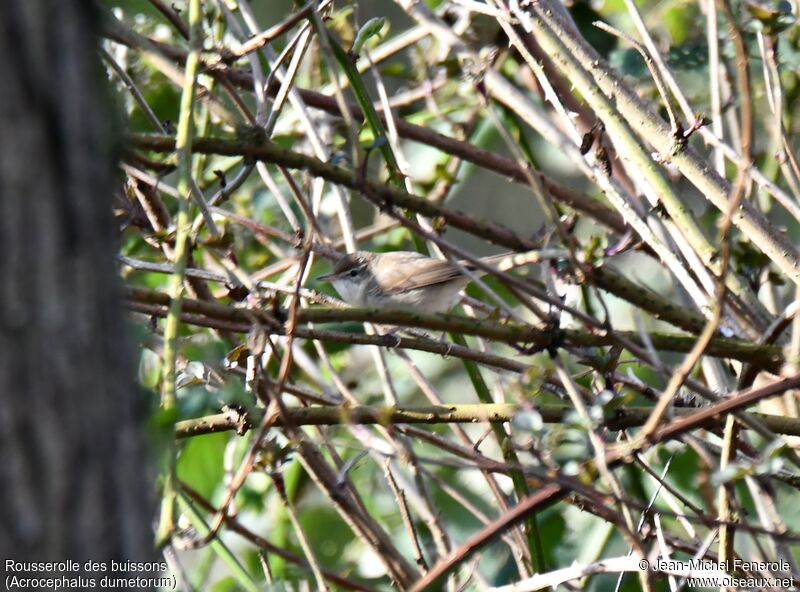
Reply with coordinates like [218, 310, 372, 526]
[349, 269, 359, 277]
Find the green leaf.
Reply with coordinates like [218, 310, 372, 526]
[176, 431, 229, 499]
[713, 462, 753, 485]
[745, 0, 797, 35]
[350, 17, 387, 57]
[138, 348, 161, 390]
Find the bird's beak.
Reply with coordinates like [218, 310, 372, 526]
[316, 271, 337, 282]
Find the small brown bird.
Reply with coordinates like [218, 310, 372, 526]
[317, 250, 542, 313]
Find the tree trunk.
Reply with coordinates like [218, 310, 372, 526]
[0, 0, 153, 573]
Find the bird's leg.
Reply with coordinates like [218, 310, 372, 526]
[373, 324, 403, 348]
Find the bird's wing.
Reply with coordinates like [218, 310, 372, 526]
[375, 257, 462, 294]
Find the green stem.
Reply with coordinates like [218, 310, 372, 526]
[324, 28, 404, 188]
[177, 493, 260, 592]
[156, 0, 201, 547]
[454, 333, 542, 572]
